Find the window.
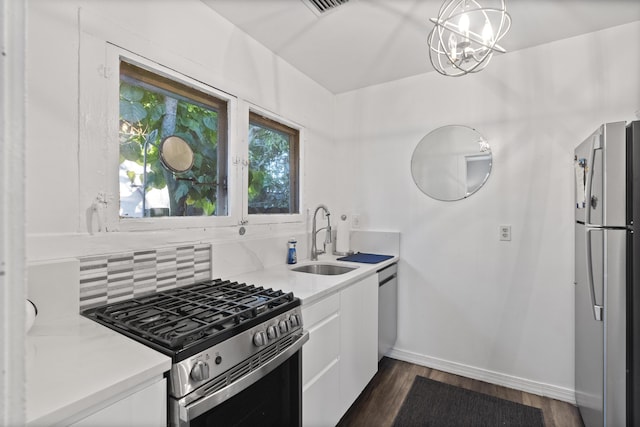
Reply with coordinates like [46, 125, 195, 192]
[248, 112, 300, 215]
[118, 61, 228, 218]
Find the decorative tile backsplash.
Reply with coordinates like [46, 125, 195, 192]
[79, 244, 211, 310]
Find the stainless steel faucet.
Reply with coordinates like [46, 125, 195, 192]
[311, 205, 332, 261]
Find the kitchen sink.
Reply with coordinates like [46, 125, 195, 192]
[291, 263, 357, 275]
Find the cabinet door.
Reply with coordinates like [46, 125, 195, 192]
[339, 274, 378, 414]
[71, 377, 166, 427]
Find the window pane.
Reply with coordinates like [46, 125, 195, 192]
[248, 115, 299, 214]
[119, 62, 227, 218]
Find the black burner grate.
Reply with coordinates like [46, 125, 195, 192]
[82, 279, 298, 359]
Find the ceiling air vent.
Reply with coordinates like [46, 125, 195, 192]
[301, 0, 350, 16]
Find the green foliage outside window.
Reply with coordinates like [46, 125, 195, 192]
[119, 76, 222, 217]
[248, 123, 293, 213]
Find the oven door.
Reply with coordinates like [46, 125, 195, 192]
[170, 331, 308, 427]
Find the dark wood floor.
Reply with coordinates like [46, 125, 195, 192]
[337, 357, 584, 427]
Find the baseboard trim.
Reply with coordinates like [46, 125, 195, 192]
[386, 348, 576, 404]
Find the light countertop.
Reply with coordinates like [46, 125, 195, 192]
[26, 314, 171, 426]
[24, 252, 397, 425]
[228, 254, 399, 306]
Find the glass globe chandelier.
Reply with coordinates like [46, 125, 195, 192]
[427, 0, 511, 77]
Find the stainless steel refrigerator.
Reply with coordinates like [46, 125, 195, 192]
[574, 120, 640, 427]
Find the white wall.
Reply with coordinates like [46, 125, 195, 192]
[24, 0, 640, 402]
[2, 0, 27, 423]
[25, 0, 345, 265]
[336, 21, 640, 400]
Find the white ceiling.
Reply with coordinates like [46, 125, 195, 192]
[202, 0, 640, 94]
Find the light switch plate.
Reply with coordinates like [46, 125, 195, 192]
[499, 225, 511, 241]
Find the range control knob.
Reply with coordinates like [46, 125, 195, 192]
[190, 360, 210, 382]
[267, 325, 279, 340]
[278, 319, 290, 334]
[289, 313, 300, 328]
[253, 331, 267, 347]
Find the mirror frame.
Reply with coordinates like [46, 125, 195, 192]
[159, 135, 194, 173]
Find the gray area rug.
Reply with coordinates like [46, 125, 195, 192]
[392, 376, 545, 427]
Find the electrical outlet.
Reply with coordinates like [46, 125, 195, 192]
[352, 214, 361, 229]
[499, 225, 511, 241]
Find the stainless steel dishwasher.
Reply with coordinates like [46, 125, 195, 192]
[378, 263, 397, 360]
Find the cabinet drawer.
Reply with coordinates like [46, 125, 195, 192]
[302, 292, 339, 328]
[302, 311, 340, 385]
[303, 359, 341, 427]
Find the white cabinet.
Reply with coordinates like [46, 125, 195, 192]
[302, 274, 378, 426]
[70, 377, 166, 427]
[339, 274, 378, 415]
[303, 358, 341, 427]
[302, 293, 342, 427]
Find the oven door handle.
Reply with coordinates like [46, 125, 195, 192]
[178, 330, 309, 425]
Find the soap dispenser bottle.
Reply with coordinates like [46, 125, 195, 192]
[287, 239, 298, 264]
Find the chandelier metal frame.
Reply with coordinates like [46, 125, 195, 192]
[427, 0, 511, 77]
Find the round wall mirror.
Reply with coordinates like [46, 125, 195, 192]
[160, 135, 194, 173]
[411, 125, 492, 201]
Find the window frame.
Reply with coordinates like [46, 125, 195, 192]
[79, 31, 305, 233]
[103, 46, 239, 231]
[248, 111, 300, 216]
[242, 104, 304, 225]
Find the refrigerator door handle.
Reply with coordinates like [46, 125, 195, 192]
[585, 227, 604, 322]
[584, 132, 602, 226]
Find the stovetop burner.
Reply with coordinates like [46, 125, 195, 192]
[82, 279, 300, 361]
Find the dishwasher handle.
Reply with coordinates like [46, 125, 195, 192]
[379, 274, 396, 287]
[378, 263, 397, 286]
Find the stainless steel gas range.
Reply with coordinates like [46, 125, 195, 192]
[82, 279, 308, 427]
